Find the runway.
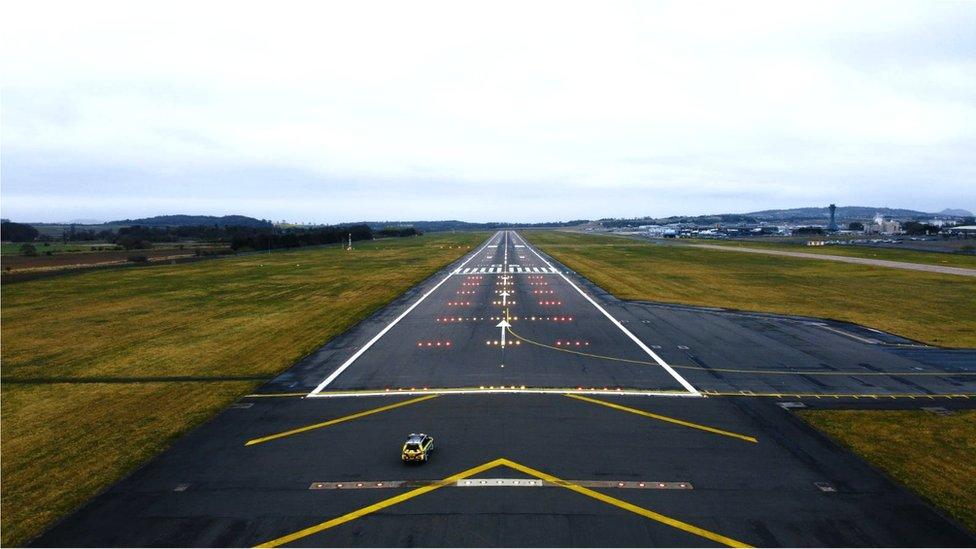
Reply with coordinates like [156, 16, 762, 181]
[31, 231, 976, 547]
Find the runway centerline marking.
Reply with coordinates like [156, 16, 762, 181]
[244, 395, 438, 446]
[514, 232, 700, 396]
[566, 394, 758, 443]
[255, 457, 750, 548]
[308, 232, 501, 396]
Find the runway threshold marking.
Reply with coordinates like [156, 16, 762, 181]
[307, 232, 502, 396]
[566, 394, 758, 443]
[244, 395, 438, 446]
[255, 457, 750, 548]
[310, 387, 696, 397]
[506, 327, 974, 377]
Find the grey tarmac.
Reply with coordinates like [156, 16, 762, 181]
[30, 231, 976, 547]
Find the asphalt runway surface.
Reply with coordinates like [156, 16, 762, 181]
[32, 231, 976, 547]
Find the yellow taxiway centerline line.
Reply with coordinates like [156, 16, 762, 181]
[254, 457, 751, 548]
[701, 391, 974, 399]
[566, 394, 758, 443]
[245, 394, 439, 446]
[500, 459, 752, 548]
[255, 458, 508, 548]
[506, 325, 975, 376]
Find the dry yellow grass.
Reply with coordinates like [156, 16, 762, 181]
[0, 233, 486, 546]
[799, 410, 976, 532]
[1, 382, 254, 546]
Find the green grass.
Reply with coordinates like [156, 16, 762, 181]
[799, 410, 976, 532]
[686, 239, 976, 269]
[526, 231, 976, 347]
[0, 232, 486, 546]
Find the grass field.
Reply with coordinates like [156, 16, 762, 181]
[0, 232, 486, 546]
[1, 241, 120, 255]
[685, 238, 976, 269]
[526, 231, 976, 347]
[799, 410, 976, 532]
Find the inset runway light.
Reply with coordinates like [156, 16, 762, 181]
[418, 340, 453, 348]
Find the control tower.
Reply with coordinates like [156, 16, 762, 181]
[828, 204, 838, 231]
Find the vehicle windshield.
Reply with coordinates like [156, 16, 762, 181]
[405, 443, 421, 451]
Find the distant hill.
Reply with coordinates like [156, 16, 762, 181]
[939, 208, 974, 217]
[362, 220, 589, 232]
[600, 205, 973, 228]
[742, 206, 972, 222]
[107, 215, 272, 228]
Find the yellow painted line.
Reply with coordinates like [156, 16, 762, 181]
[506, 326, 976, 376]
[501, 459, 752, 548]
[255, 458, 504, 547]
[244, 392, 307, 398]
[702, 392, 976, 399]
[245, 395, 438, 446]
[566, 394, 757, 443]
[255, 457, 750, 548]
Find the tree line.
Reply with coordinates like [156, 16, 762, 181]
[2, 221, 421, 252]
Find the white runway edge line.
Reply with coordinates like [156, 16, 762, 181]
[308, 232, 503, 396]
[513, 231, 701, 397]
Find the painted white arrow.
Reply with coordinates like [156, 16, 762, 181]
[496, 319, 511, 348]
[500, 291, 510, 306]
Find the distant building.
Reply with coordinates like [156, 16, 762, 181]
[945, 225, 976, 237]
[866, 214, 901, 234]
[828, 204, 838, 232]
[645, 225, 677, 238]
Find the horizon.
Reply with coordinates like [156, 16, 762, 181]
[3, 2, 975, 222]
[7, 202, 972, 227]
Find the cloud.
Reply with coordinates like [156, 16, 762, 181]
[2, 0, 974, 222]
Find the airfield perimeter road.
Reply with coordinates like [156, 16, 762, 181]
[33, 231, 976, 547]
[686, 243, 976, 277]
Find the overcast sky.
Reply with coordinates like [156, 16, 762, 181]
[2, 1, 975, 223]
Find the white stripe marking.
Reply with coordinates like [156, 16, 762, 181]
[308, 232, 502, 395]
[519, 232, 700, 396]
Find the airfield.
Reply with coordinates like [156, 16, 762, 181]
[32, 231, 976, 547]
